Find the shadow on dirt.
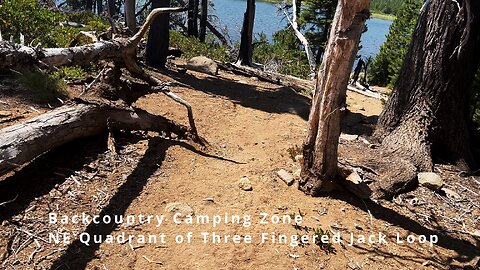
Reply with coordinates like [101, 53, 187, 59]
[0, 135, 109, 223]
[329, 192, 480, 268]
[166, 71, 312, 120]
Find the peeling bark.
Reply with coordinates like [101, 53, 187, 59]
[300, 0, 370, 196]
[0, 102, 191, 178]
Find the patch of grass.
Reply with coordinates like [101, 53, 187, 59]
[313, 227, 336, 254]
[17, 71, 68, 103]
[54, 66, 88, 80]
[287, 145, 302, 161]
[371, 12, 396, 20]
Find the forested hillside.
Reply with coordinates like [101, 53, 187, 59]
[371, 0, 404, 15]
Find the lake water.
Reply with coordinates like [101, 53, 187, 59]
[212, 0, 392, 59]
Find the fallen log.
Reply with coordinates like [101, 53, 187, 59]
[0, 101, 192, 178]
[216, 62, 314, 93]
[0, 6, 202, 141]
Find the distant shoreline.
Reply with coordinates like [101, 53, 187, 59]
[255, 0, 395, 21]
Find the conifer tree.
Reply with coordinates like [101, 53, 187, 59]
[369, 0, 421, 87]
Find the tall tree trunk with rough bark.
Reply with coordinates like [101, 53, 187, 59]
[300, 0, 370, 195]
[146, 0, 171, 68]
[97, 0, 103, 14]
[371, 0, 480, 199]
[199, 0, 208, 42]
[125, 0, 136, 32]
[107, 0, 116, 17]
[86, 0, 93, 11]
[187, 0, 199, 37]
[237, 0, 255, 66]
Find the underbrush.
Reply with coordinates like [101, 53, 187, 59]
[0, 0, 108, 47]
[16, 71, 69, 103]
[170, 31, 234, 62]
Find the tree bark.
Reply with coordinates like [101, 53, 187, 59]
[237, 0, 255, 66]
[125, 0, 137, 32]
[146, 0, 171, 68]
[187, 0, 199, 37]
[371, 0, 480, 199]
[107, 0, 116, 18]
[199, 0, 208, 42]
[86, 0, 94, 11]
[0, 102, 191, 178]
[300, 0, 370, 195]
[97, 0, 103, 14]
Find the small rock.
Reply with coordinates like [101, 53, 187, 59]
[238, 176, 253, 191]
[441, 187, 460, 199]
[276, 169, 294, 186]
[294, 155, 303, 163]
[0, 111, 12, 117]
[250, 76, 259, 81]
[293, 168, 301, 180]
[186, 56, 218, 75]
[165, 202, 194, 217]
[354, 223, 363, 230]
[418, 172, 443, 190]
[346, 171, 362, 184]
[340, 133, 359, 141]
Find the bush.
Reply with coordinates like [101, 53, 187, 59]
[16, 71, 68, 103]
[169, 31, 234, 62]
[0, 0, 108, 47]
[253, 28, 310, 80]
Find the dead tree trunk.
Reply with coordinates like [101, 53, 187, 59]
[0, 103, 191, 178]
[199, 0, 208, 42]
[300, 0, 370, 195]
[187, 0, 199, 37]
[371, 0, 480, 199]
[125, 0, 137, 32]
[0, 7, 206, 178]
[237, 0, 255, 66]
[146, 0, 171, 68]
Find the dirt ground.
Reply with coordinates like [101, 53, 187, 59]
[0, 65, 479, 270]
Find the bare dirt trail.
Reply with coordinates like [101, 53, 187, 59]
[0, 67, 478, 270]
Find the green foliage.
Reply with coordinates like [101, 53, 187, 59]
[470, 68, 480, 129]
[0, 0, 108, 47]
[170, 31, 234, 62]
[313, 227, 335, 253]
[286, 144, 302, 161]
[0, 0, 65, 46]
[299, 0, 337, 60]
[369, 0, 421, 88]
[371, 0, 404, 15]
[54, 66, 89, 80]
[16, 71, 68, 103]
[253, 29, 310, 79]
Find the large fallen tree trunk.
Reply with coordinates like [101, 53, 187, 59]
[0, 101, 191, 178]
[0, 6, 207, 178]
[216, 62, 314, 93]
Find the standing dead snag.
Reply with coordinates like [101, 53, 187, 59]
[300, 0, 370, 195]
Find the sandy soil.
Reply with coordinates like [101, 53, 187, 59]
[0, 67, 478, 270]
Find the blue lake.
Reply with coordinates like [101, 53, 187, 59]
[212, 0, 392, 59]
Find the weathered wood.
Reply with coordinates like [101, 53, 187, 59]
[237, 0, 255, 66]
[300, 0, 370, 195]
[0, 102, 191, 178]
[0, 7, 202, 143]
[217, 62, 313, 93]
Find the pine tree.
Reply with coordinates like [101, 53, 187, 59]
[369, 0, 421, 87]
